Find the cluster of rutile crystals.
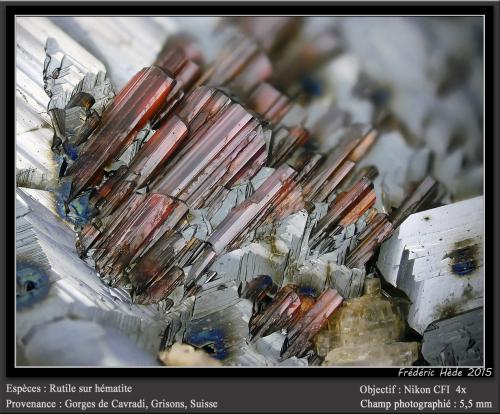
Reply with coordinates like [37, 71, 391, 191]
[242, 279, 343, 359]
[51, 17, 439, 365]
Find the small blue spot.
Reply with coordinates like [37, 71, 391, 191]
[67, 192, 91, 226]
[299, 286, 317, 296]
[16, 263, 50, 309]
[372, 88, 392, 106]
[63, 142, 79, 161]
[54, 179, 91, 226]
[452, 261, 475, 275]
[57, 178, 72, 203]
[244, 275, 273, 295]
[448, 246, 477, 276]
[300, 76, 323, 97]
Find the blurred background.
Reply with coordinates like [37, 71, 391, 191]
[20, 16, 484, 204]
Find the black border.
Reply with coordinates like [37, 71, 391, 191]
[4, 2, 498, 380]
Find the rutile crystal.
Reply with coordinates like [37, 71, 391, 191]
[203, 35, 272, 90]
[281, 288, 343, 359]
[249, 285, 302, 341]
[310, 175, 376, 251]
[186, 164, 298, 287]
[93, 115, 188, 217]
[302, 130, 377, 203]
[65, 66, 176, 200]
[345, 176, 438, 268]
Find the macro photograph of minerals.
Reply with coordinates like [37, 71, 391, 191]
[15, 15, 484, 367]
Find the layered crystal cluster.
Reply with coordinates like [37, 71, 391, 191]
[49, 17, 442, 365]
[314, 277, 419, 366]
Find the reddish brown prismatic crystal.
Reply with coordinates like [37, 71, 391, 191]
[302, 130, 377, 203]
[79, 191, 146, 258]
[212, 33, 275, 92]
[152, 35, 204, 123]
[186, 164, 298, 286]
[247, 83, 292, 125]
[256, 131, 375, 227]
[286, 294, 316, 332]
[178, 119, 263, 207]
[175, 86, 231, 129]
[65, 67, 176, 200]
[239, 275, 277, 308]
[270, 126, 310, 167]
[344, 213, 394, 268]
[344, 176, 438, 268]
[310, 176, 375, 248]
[338, 189, 376, 227]
[90, 165, 128, 207]
[128, 233, 186, 294]
[281, 288, 343, 359]
[134, 266, 185, 305]
[128, 115, 189, 189]
[96, 115, 189, 218]
[302, 140, 359, 202]
[154, 104, 254, 200]
[156, 34, 204, 68]
[230, 53, 272, 95]
[209, 164, 297, 254]
[246, 82, 311, 168]
[95, 193, 179, 277]
[390, 176, 438, 227]
[249, 285, 302, 341]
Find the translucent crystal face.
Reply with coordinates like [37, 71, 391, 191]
[313, 277, 418, 366]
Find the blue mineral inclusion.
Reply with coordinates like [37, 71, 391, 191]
[55, 179, 92, 226]
[299, 286, 317, 297]
[300, 75, 323, 97]
[186, 328, 228, 360]
[452, 260, 475, 276]
[249, 275, 273, 293]
[16, 263, 50, 309]
[449, 247, 477, 276]
[67, 192, 91, 226]
[63, 142, 79, 161]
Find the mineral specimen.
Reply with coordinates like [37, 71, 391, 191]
[33, 15, 483, 367]
[377, 196, 483, 334]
